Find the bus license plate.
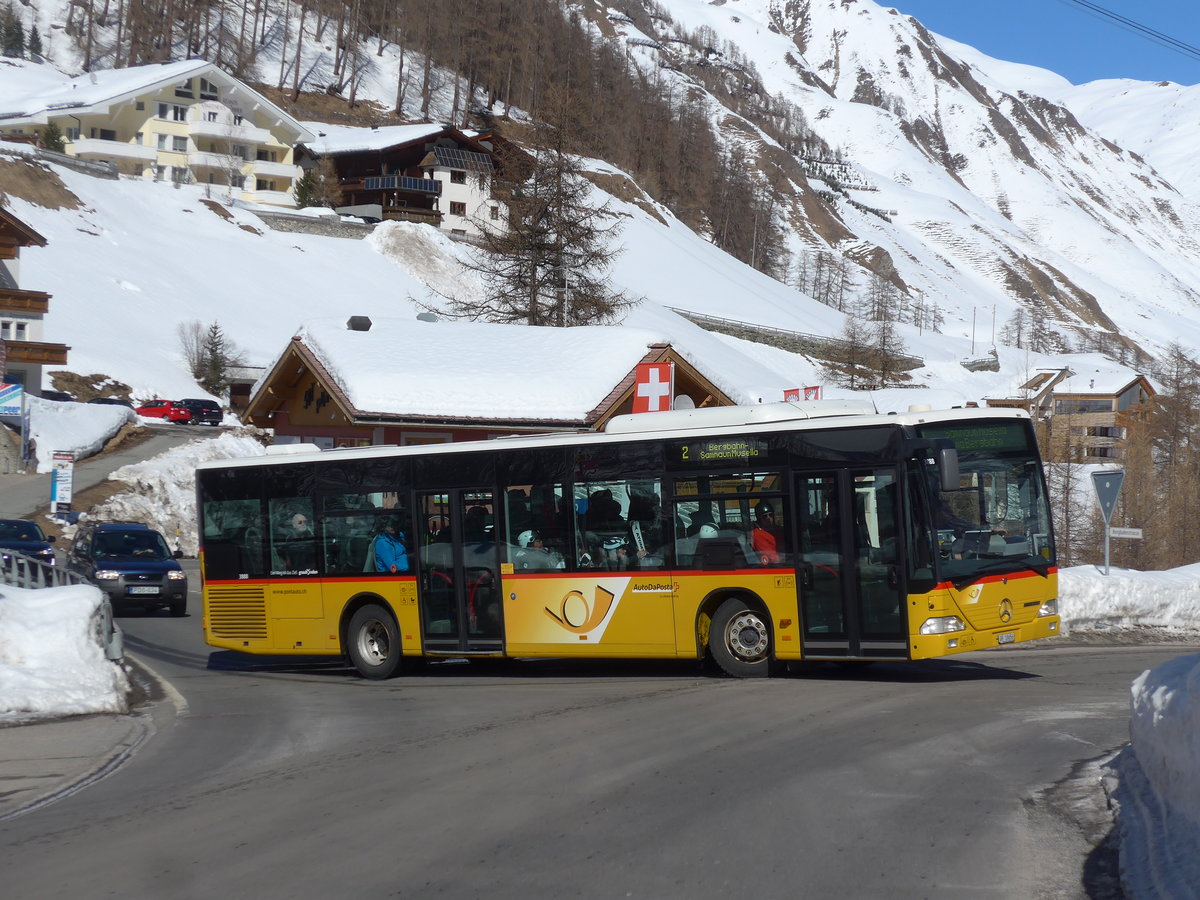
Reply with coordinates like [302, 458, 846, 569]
[997, 631, 1015, 644]
[128, 585, 159, 595]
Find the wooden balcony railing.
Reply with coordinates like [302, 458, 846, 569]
[2, 340, 70, 365]
[0, 288, 50, 315]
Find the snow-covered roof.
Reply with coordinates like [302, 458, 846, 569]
[983, 354, 1153, 399]
[0, 59, 313, 142]
[289, 316, 674, 422]
[300, 122, 448, 156]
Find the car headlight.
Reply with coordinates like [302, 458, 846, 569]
[94, 570, 122, 580]
[919, 616, 966, 635]
[167, 570, 187, 581]
[1038, 599, 1058, 617]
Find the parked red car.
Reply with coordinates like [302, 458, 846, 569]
[135, 400, 194, 424]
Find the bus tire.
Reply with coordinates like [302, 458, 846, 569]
[709, 598, 773, 677]
[347, 604, 402, 680]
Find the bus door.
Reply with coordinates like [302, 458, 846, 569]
[794, 469, 907, 658]
[415, 488, 503, 652]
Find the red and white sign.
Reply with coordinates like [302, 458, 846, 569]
[633, 361, 674, 413]
[784, 388, 801, 402]
[803, 385, 822, 401]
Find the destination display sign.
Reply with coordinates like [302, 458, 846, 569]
[917, 421, 1030, 454]
[675, 438, 767, 467]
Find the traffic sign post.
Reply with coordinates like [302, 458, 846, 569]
[50, 451, 75, 517]
[1091, 470, 1125, 575]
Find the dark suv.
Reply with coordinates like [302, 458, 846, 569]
[176, 398, 223, 426]
[0, 518, 57, 570]
[66, 522, 187, 616]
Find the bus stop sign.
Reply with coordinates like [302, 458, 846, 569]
[1091, 470, 1124, 525]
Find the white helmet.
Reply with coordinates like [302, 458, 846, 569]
[698, 523, 719, 539]
[518, 530, 535, 548]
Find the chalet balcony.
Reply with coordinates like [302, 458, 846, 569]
[0, 287, 50, 315]
[383, 207, 441, 225]
[346, 175, 442, 195]
[189, 119, 271, 143]
[238, 188, 297, 208]
[2, 340, 69, 365]
[71, 138, 157, 162]
[189, 150, 239, 170]
[249, 159, 299, 180]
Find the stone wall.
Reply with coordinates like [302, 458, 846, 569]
[250, 210, 375, 240]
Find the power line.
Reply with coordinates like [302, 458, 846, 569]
[1054, 0, 1200, 65]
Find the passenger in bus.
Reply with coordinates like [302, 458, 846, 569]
[464, 505, 490, 542]
[513, 529, 565, 571]
[586, 489, 624, 530]
[373, 516, 409, 574]
[750, 502, 783, 565]
[283, 512, 316, 569]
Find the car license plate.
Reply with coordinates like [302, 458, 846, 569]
[128, 585, 160, 595]
[997, 631, 1015, 644]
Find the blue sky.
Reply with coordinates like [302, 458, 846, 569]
[891, 0, 1200, 85]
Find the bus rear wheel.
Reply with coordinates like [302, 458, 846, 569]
[347, 604, 402, 680]
[710, 598, 773, 677]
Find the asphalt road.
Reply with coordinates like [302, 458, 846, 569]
[0, 423, 213, 520]
[0, 568, 1189, 900]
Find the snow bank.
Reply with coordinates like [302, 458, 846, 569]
[89, 431, 267, 556]
[1130, 654, 1200, 825]
[26, 396, 134, 473]
[1058, 564, 1200, 633]
[0, 583, 129, 719]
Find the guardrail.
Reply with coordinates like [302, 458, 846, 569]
[665, 306, 925, 369]
[0, 551, 124, 661]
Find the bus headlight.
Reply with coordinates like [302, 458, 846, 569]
[1038, 599, 1058, 617]
[919, 616, 966, 635]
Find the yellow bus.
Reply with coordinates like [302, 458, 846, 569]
[196, 401, 1059, 678]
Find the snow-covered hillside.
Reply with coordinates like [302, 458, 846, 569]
[3, 0, 1200, 398]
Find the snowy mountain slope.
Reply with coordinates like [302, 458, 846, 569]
[5, 0, 1200, 396]
[632, 0, 1200, 360]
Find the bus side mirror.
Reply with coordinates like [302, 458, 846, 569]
[937, 444, 959, 493]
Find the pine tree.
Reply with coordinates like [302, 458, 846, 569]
[40, 121, 65, 153]
[1, 4, 24, 58]
[441, 99, 634, 327]
[27, 23, 41, 58]
[199, 321, 231, 395]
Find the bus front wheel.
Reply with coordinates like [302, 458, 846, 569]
[347, 604, 402, 680]
[710, 598, 773, 677]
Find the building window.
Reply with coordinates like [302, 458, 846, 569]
[204, 110, 219, 122]
[174, 105, 187, 122]
[90, 127, 117, 141]
[1055, 398, 1113, 414]
[233, 114, 244, 126]
[256, 178, 276, 192]
[172, 136, 187, 153]
[450, 170, 466, 184]
[136, 101, 145, 111]
[449, 201, 466, 216]
[200, 78, 219, 100]
[256, 149, 278, 162]
[489, 206, 500, 220]
[135, 131, 143, 144]
[157, 134, 168, 150]
[175, 80, 194, 98]
[65, 126, 80, 141]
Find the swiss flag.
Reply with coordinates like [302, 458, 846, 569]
[633, 361, 675, 413]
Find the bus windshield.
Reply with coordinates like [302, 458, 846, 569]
[915, 421, 1055, 586]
